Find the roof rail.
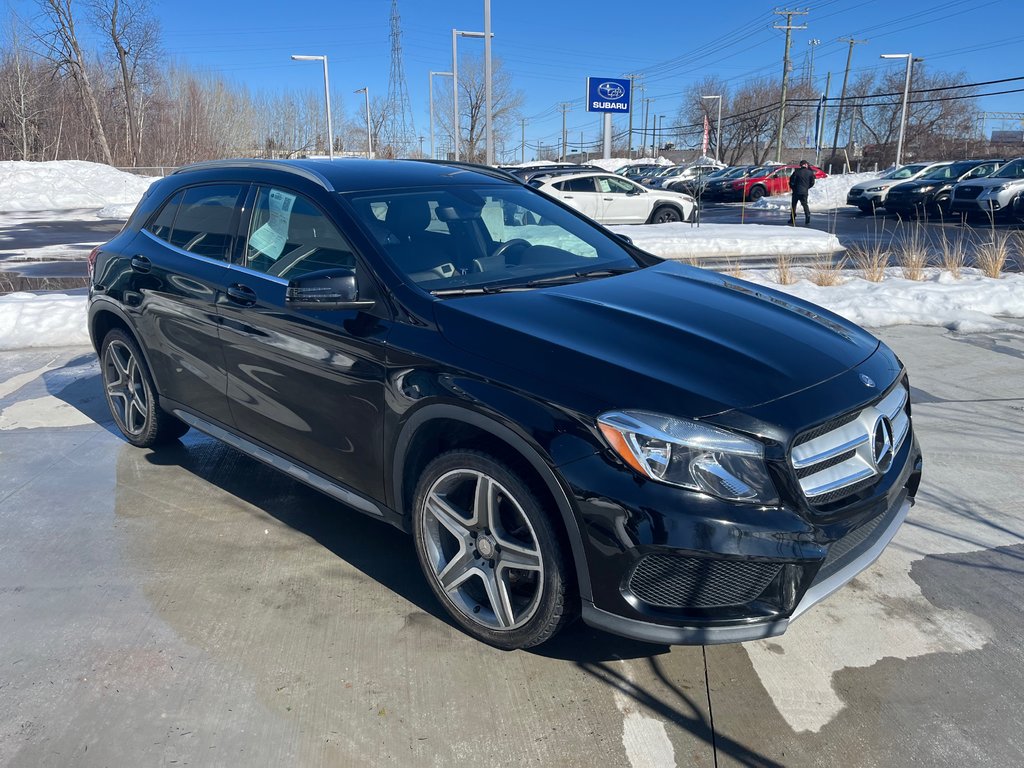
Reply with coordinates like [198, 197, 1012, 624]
[407, 158, 524, 184]
[172, 159, 335, 192]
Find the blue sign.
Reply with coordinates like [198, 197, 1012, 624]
[586, 77, 631, 113]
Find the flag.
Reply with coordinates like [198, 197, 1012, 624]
[702, 113, 710, 155]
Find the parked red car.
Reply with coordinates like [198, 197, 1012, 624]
[724, 164, 827, 201]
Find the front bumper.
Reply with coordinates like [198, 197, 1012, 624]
[847, 190, 886, 208]
[562, 426, 923, 645]
[950, 195, 1009, 214]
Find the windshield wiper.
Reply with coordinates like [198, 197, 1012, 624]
[430, 267, 637, 297]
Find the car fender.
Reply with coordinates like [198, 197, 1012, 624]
[392, 399, 596, 601]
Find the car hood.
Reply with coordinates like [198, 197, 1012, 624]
[850, 177, 906, 191]
[434, 262, 879, 419]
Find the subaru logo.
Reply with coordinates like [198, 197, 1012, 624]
[871, 415, 895, 473]
[859, 373, 876, 388]
[597, 81, 625, 100]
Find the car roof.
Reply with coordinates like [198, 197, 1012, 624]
[172, 158, 520, 193]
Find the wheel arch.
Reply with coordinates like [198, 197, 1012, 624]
[393, 403, 593, 601]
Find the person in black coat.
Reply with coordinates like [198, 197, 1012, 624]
[789, 160, 816, 226]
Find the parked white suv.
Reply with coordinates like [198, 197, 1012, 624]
[846, 162, 948, 213]
[950, 157, 1024, 218]
[531, 172, 696, 224]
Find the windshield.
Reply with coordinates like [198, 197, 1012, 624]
[343, 184, 639, 295]
[991, 158, 1024, 178]
[921, 162, 975, 181]
[883, 163, 931, 180]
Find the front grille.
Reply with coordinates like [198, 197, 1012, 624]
[848, 188, 864, 197]
[955, 185, 983, 200]
[816, 492, 906, 582]
[628, 554, 781, 609]
[790, 381, 911, 507]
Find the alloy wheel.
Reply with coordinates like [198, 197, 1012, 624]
[103, 339, 149, 436]
[420, 468, 544, 631]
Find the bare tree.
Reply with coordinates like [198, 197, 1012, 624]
[90, 0, 159, 165]
[434, 53, 523, 163]
[34, 0, 114, 164]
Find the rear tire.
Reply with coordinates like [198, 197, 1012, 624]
[101, 329, 189, 447]
[411, 450, 573, 650]
[747, 185, 766, 201]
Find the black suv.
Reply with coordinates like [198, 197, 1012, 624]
[885, 159, 1004, 219]
[88, 159, 922, 650]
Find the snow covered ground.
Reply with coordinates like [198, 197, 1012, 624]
[0, 160, 157, 213]
[609, 221, 841, 260]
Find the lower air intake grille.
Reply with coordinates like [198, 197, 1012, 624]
[628, 555, 781, 609]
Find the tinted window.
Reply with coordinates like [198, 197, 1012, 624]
[556, 177, 597, 193]
[244, 187, 356, 279]
[166, 184, 246, 261]
[146, 190, 184, 241]
[597, 177, 638, 194]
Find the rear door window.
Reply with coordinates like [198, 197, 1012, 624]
[162, 184, 247, 261]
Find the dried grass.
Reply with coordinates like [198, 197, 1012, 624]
[894, 221, 929, 280]
[848, 241, 890, 282]
[937, 228, 969, 279]
[808, 254, 847, 286]
[773, 254, 796, 285]
[974, 229, 1013, 278]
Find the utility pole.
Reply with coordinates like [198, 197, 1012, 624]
[641, 95, 651, 157]
[521, 118, 526, 163]
[774, 9, 809, 163]
[815, 71, 831, 167]
[559, 102, 572, 162]
[625, 73, 641, 159]
[830, 37, 868, 164]
[805, 38, 820, 147]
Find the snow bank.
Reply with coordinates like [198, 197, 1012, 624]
[0, 292, 90, 350]
[743, 268, 1024, 332]
[751, 171, 882, 211]
[608, 222, 842, 259]
[0, 160, 156, 213]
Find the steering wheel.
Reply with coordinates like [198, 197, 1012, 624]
[490, 238, 531, 262]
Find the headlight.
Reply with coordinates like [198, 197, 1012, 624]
[597, 410, 779, 504]
[992, 184, 1009, 193]
[914, 185, 935, 193]
[865, 186, 886, 192]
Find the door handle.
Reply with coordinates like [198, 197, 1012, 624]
[130, 255, 151, 273]
[226, 283, 257, 306]
[563, 195, 575, 199]
[603, 197, 614, 201]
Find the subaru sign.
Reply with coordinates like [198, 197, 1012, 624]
[587, 77, 631, 113]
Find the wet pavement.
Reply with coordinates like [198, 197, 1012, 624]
[0, 322, 1022, 767]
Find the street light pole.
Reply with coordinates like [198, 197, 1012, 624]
[354, 87, 372, 159]
[483, 0, 493, 165]
[451, 29, 487, 162]
[429, 71, 453, 160]
[291, 54, 333, 160]
[701, 95, 722, 162]
[880, 53, 915, 166]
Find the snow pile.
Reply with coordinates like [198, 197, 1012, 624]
[0, 292, 90, 350]
[751, 171, 882, 211]
[743, 268, 1024, 332]
[0, 160, 156, 213]
[609, 222, 842, 259]
[588, 157, 674, 173]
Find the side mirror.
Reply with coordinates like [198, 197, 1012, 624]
[286, 268, 374, 310]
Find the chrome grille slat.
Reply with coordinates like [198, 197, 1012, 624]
[791, 380, 912, 505]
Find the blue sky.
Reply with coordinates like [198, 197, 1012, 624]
[17, 0, 1024, 157]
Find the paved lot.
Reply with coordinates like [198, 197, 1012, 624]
[1, 323, 1022, 767]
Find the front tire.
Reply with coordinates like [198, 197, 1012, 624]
[101, 329, 189, 447]
[649, 205, 682, 224]
[412, 450, 572, 649]
[747, 185, 766, 201]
